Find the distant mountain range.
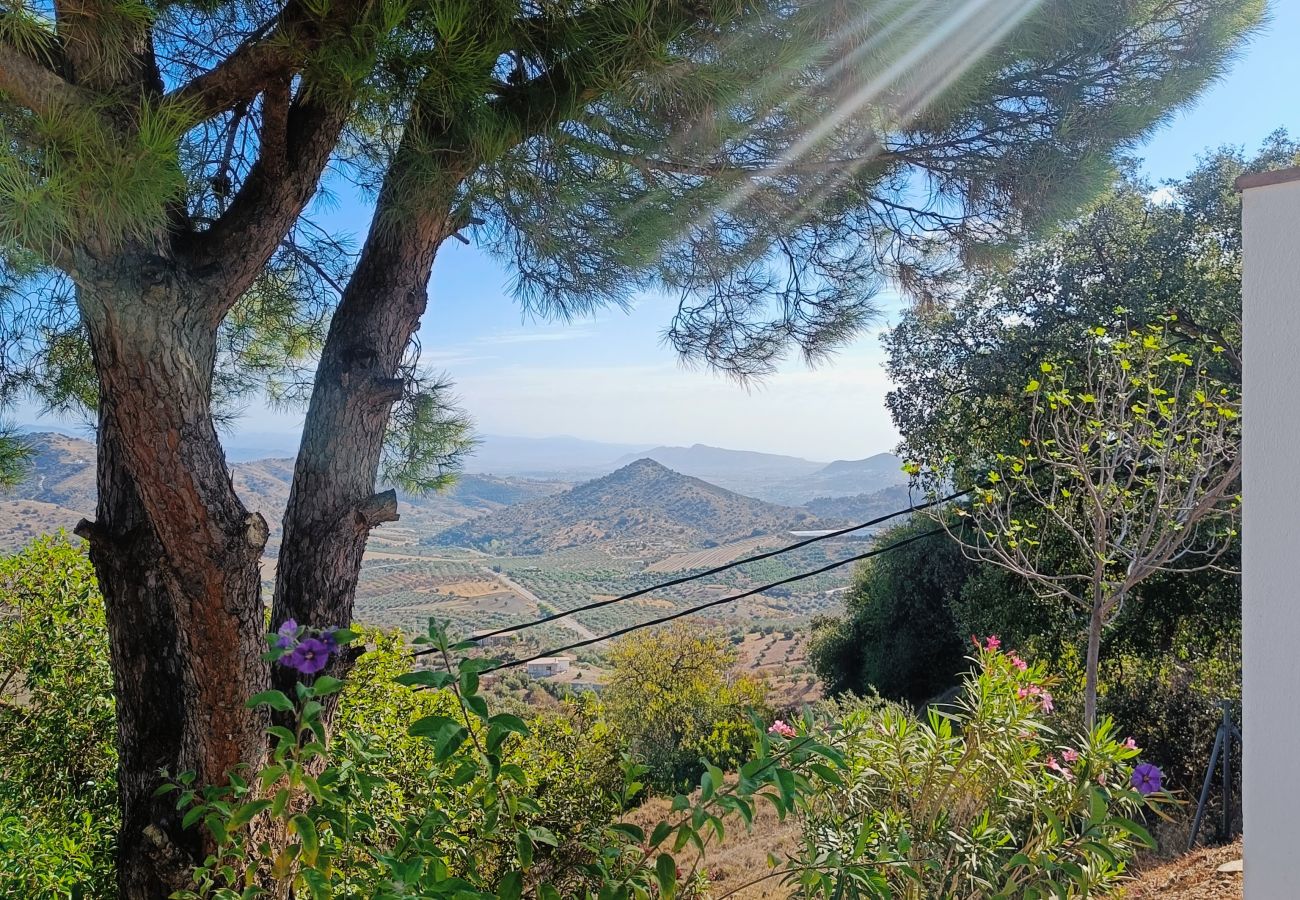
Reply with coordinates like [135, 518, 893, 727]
[19, 424, 904, 496]
[616, 445, 907, 504]
[2, 433, 912, 554]
[0, 433, 569, 551]
[432, 458, 820, 554]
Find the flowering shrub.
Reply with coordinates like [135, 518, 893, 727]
[168, 620, 845, 899]
[790, 641, 1170, 898]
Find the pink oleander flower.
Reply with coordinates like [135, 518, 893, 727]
[1062, 748, 1079, 764]
[1046, 754, 1075, 781]
[1123, 737, 1139, 750]
[985, 635, 1001, 651]
[1039, 692, 1054, 713]
[1008, 653, 1027, 670]
[768, 720, 797, 739]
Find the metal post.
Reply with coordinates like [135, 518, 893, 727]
[1190, 726, 1225, 852]
[1221, 701, 1232, 842]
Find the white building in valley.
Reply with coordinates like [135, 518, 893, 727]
[525, 656, 572, 678]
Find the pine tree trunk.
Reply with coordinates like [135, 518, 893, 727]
[77, 266, 271, 898]
[271, 168, 455, 670]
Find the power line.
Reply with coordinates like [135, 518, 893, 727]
[413, 479, 976, 657]
[479, 525, 949, 674]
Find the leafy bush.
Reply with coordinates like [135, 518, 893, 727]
[793, 642, 1168, 899]
[603, 625, 770, 792]
[0, 534, 117, 899]
[172, 621, 840, 899]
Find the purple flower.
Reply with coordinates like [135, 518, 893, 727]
[1131, 762, 1163, 796]
[321, 628, 338, 651]
[283, 637, 331, 675]
[276, 619, 299, 649]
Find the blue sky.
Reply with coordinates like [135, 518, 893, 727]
[22, 3, 1300, 462]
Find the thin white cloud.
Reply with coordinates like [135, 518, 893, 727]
[1148, 186, 1178, 206]
[418, 351, 499, 368]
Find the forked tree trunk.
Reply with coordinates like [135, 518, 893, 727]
[76, 265, 271, 899]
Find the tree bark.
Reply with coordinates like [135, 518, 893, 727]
[1084, 599, 1105, 729]
[270, 152, 459, 667]
[76, 263, 271, 899]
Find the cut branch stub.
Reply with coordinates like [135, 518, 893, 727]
[355, 490, 399, 529]
[74, 517, 105, 545]
[368, 377, 406, 405]
[243, 512, 269, 550]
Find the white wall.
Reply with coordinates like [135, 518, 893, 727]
[1241, 171, 1300, 897]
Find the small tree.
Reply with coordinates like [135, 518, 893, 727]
[943, 320, 1240, 726]
[604, 624, 768, 791]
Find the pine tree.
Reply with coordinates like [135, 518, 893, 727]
[0, 0, 1263, 893]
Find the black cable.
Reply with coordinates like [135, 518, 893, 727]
[478, 525, 948, 674]
[412, 479, 978, 657]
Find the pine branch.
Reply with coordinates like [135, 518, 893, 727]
[163, 2, 318, 122]
[0, 38, 97, 119]
[180, 87, 352, 313]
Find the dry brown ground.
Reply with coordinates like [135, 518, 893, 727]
[625, 793, 801, 899]
[1113, 840, 1243, 899]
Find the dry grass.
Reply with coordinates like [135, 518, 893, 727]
[625, 792, 802, 899]
[1111, 839, 1242, 899]
[432, 580, 505, 598]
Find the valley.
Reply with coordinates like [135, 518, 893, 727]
[2, 431, 910, 701]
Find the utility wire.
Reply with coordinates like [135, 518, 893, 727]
[479, 525, 950, 674]
[413, 479, 978, 657]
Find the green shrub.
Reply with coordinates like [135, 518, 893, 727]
[173, 621, 834, 899]
[0, 535, 117, 899]
[603, 625, 770, 792]
[793, 642, 1168, 899]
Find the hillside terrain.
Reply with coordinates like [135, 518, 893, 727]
[3, 434, 877, 644]
[802, 483, 915, 523]
[432, 458, 820, 554]
[1, 433, 568, 551]
[763, 453, 909, 504]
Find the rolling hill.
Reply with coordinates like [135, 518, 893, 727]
[1, 432, 568, 550]
[801, 484, 915, 524]
[431, 458, 820, 554]
[764, 452, 909, 504]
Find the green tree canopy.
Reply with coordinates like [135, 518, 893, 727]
[886, 133, 1296, 488]
[604, 624, 768, 791]
[809, 518, 972, 706]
